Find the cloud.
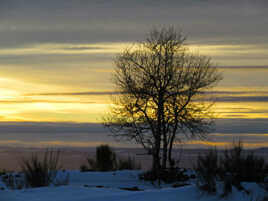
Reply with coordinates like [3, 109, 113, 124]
[216, 96, 268, 102]
[0, 100, 96, 104]
[25, 91, 120, 96]
[24, 89, 268, 103]
[0, 118, 267, 135]
[61, 47, 104, 51]
[215, 118, 268, 134]
[197, 90, 268, 103]
[204, 89, 268, 95]
[0, 43, 267, 69]
[186, 140, 268, 149]
[0, 122, 103, 134]
[0, 118, 267, 148]
[0, 140, 108, 148]
[219, 66, 268, 69]
[0, 43, 129, 56]
[0, 0, 268, 48]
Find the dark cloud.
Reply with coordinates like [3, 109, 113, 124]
[204, 90, 268, 95]
[0, 122, 103, 134]
[218, 66, 268, 69]
[216, 96, 268, 102]
[221, 110, 268, 114]
[215, 118, 268, 134]
[198, 90, 268, 102]
[0, 118, 267, 135]
[0, 53, 113, 65]
[25, 90, 268, 103]
[0, 122, 116, 148]
[0, 0, 268, 47]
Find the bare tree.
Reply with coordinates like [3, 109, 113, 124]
[104, 26, 222, 177]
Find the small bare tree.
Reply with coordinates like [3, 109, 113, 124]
[104, 26, 222, 177]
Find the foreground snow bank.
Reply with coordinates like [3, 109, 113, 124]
[0, 170, 266, 201]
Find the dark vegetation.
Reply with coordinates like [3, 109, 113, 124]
[1, 149, 69, 189]
[139, 168, 189, 184]
[138, 145, 191, 184]
[80, 144, 141, 172]
[0, 142, 268, 201]
[104, 26, 222, 180]
[195, 148, 218, 194]
[220, 141, 267, 183]
[195, 141, 268, 197]
[20, 149, 62, 188]
[87, 144, 117, 171]
[0, 145, 141, 189]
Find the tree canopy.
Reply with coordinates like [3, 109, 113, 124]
[104, 26, 222, 175]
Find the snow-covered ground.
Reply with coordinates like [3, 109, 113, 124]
[0, 170, 266, 201]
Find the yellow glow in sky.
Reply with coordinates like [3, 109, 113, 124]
[0, 42, 268, 123]
[0, 43, 132, 56]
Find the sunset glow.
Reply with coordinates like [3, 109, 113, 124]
[0, 0, 268, 149]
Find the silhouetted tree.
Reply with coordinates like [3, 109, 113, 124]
[104, 26, 222, 177]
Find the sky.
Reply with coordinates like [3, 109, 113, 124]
[0, 0, 268, 148]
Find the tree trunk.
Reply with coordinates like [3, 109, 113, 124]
[162, 134, 167, 169]
[156, 92, 164, 171]
[168, 132, 176, 168]
[168, 140, 174, 168]
[152, 143, 161, 178]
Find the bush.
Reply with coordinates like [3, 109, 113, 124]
[195, 141, 268, 196]
[139, 168, 189, 184]
[195, 148, 219, 194]
[139, 170, 157, 182]
[242, 152, 266, 182]
[80, 145, 142, 172]
[220, 141, 267, 186]
[81, 145, 117, 172]
[96, 145, 117, 171]
[20, 149, 61, 188]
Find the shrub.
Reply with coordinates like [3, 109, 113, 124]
[195, 148, 219, 194]
[80, 145, 142, 172]
[81, 145, 117, 172]
[242, 152, 266, 182]
[96, 145, 117, 171]
[194, 141, 268, 196]
[161, 168, 189, 183]
[220, 141, 267, 188]
[20, 149, 61, 188]
[139, 168, 188, 184]
[139, 170, 157, 182]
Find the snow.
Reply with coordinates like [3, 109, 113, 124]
[0, 170, 266, 201]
